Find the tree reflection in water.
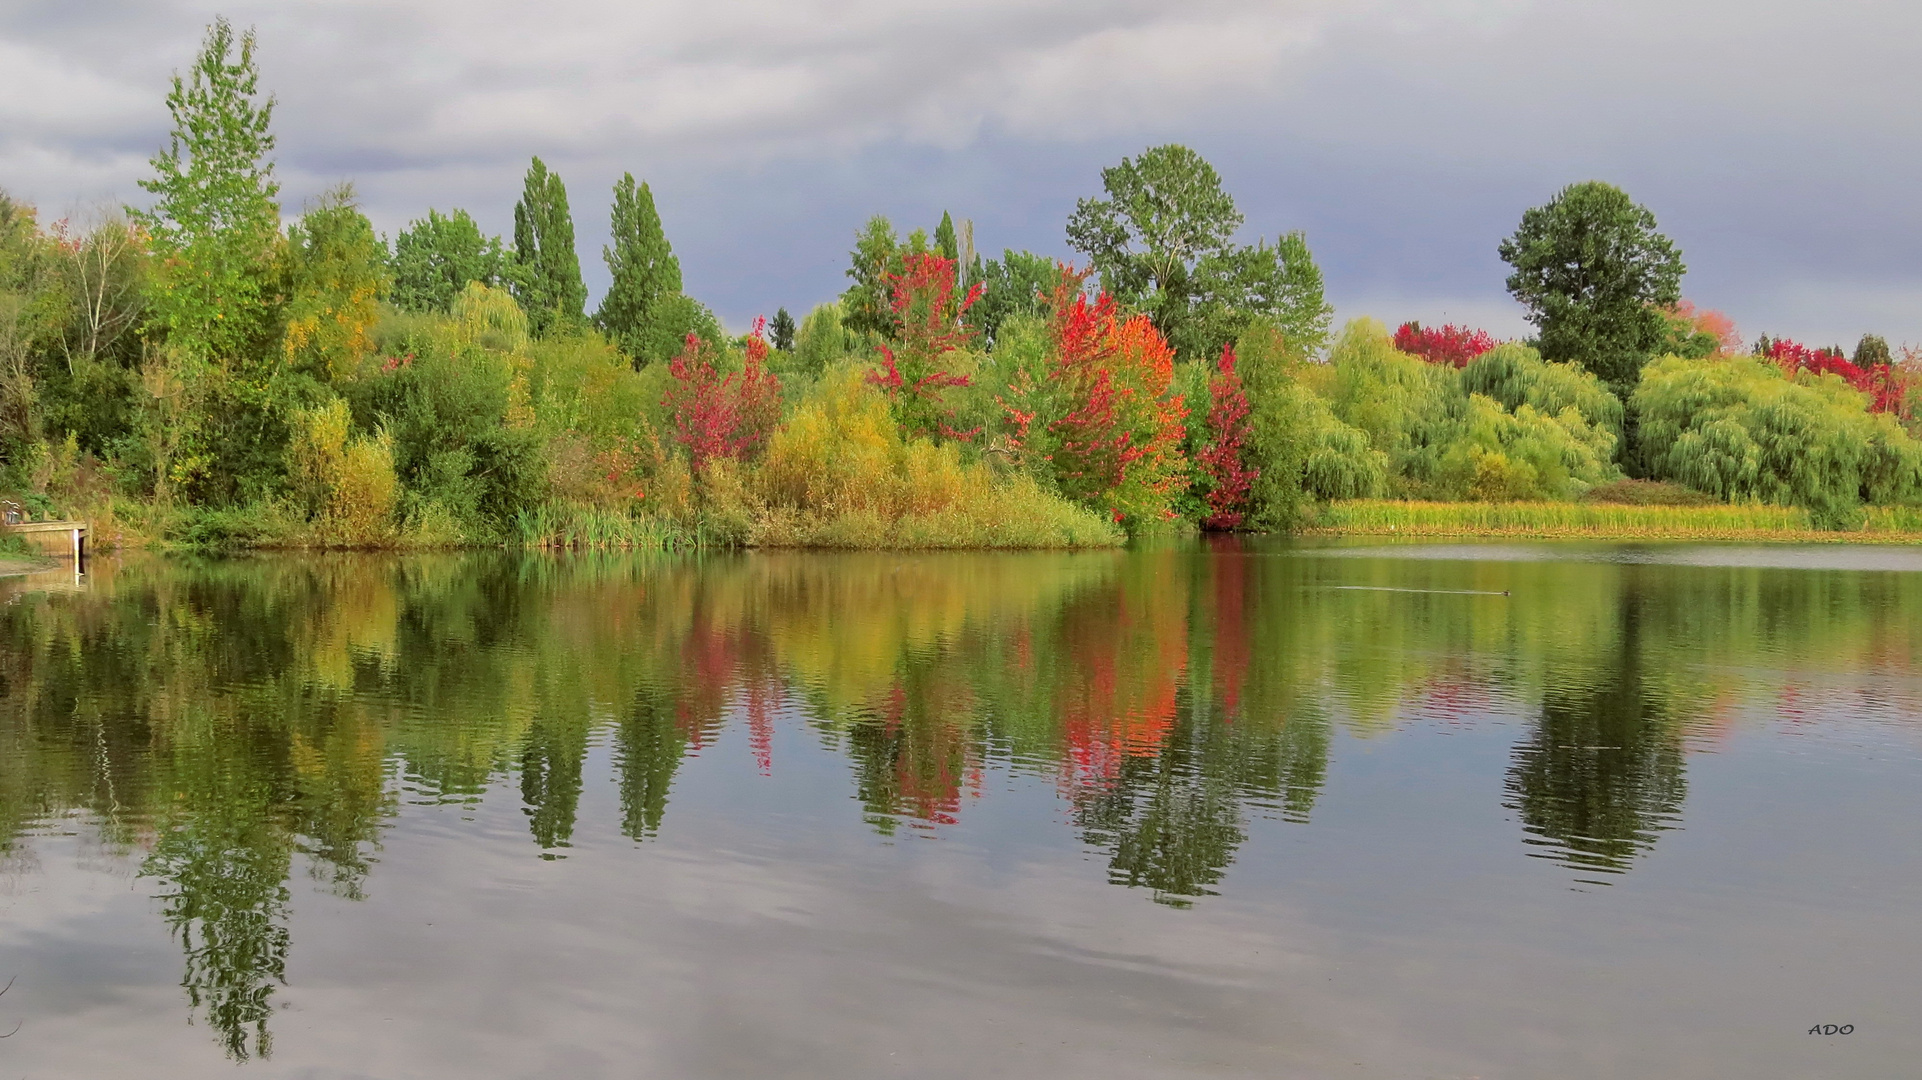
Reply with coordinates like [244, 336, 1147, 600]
[2, 547, 1918, 1057]
[1505, 580, 1687, 879]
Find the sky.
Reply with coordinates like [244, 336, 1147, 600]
[4, 0, 1917, 347]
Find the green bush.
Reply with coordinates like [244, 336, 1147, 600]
[1431, 395, 1617, 501]
[1634, 354, 1922, 527]
[350, 291, 545, 538]
[1580, 478, 1717, 506]
[1236, 323, 1385, 527]
[287, 398, 399, 546]
[792, 301, 857, 377]
[1316, 318, 1460, 490]
[1461, 342, 1624, 441]
[731, 363, 1120, 548]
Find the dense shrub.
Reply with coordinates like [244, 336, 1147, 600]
[287, 397, 398, 545]
[662, 327, 781, 470]
[1461, 343, 1624, 441]
[1312, 320, 1619, 502]
[1635, 354, 1922, 526]
[1580, 478, 1717, 506]
[351, 287, 546, 538]
[729, 363, 1121, 548]
[1431, 395, 1618, 501]
[793, 301, 856, 377]
[1235, 324, 1385, 528]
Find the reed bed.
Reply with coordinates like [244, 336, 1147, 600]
[512, 505, 693, 551]
[1310, 500, 1922, 542]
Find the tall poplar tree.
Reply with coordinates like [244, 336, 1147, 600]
[134, 16, 282, 364]
[934, 211, 958, 262]
[133, 17, 293, 505]
[511, 157, 587, 336]
[594, 172, 685, 364]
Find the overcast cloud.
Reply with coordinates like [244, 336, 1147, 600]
[3, 0, 1916, 345]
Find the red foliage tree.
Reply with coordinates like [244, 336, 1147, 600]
[1034, 275, 1188, 523]
[1197, 344, 1258, 530]
[1766, 337, 1907, 414]
[867, 251, 984, 441]
[1394, 321, 1499, 367]
[663, 319, 782, 470]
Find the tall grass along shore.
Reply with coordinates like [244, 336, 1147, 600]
[1312, 500, 1922, 542]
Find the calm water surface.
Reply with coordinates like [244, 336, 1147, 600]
[2, 541, 1919, 1078]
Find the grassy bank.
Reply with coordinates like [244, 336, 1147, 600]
[0, 532, 54, 574]
[1308, 500, 1922, 542]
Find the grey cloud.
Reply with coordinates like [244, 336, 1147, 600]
[2, 0, 1916, 345]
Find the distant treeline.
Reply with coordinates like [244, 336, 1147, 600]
[2, 17, 1918, 549]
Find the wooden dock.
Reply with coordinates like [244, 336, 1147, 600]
[4, 520, 89, 561]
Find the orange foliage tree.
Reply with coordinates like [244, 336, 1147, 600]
[1002, 274, 1188, 525]
[1661, 300, 1742, 358]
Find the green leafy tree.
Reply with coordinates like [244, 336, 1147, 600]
[1498, 181, 1685, 396]
[29, 212, 148, 460]
[283, 185, 388, 383]
[1633, 353, 1922, 526]
[511, 157, 587, 337]
[841, 216, 902, 340]
[1855, 334, 1893, 369]
[793, 301, 854, 375]
[389, 209, 506, 313]
[1235, 323, 1384, 528]
[0, 195, 60, 475]
[769, 307, 796, 352]
[594, 173, 692, 365]
[967, 249, 1060, 344]
[1066, 144, 1331, 359]
[1208, 232, 1332, 358]
[133, 17, 283, 364]
[132, 17, 303, 505]
[1460, 342, 1624, 441]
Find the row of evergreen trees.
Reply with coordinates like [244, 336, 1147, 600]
[391, 160, 712, 363]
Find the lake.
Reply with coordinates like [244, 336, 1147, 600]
[2, 541, 1918, 1078]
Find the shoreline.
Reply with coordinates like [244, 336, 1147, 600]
[1302, 500, 1922, 545]
[0, 555, 57, 576]
[1300, 527, 1922, 544]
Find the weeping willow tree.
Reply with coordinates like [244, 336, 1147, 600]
[1313, 318, 1460, 489]
[1430, 393, 1619, 501]
[1306, 318, 1621, 501]
[1634, 354, 1922, 527]
[1234, 322, 1384, 528]
[1461, 342, 1624, 443]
